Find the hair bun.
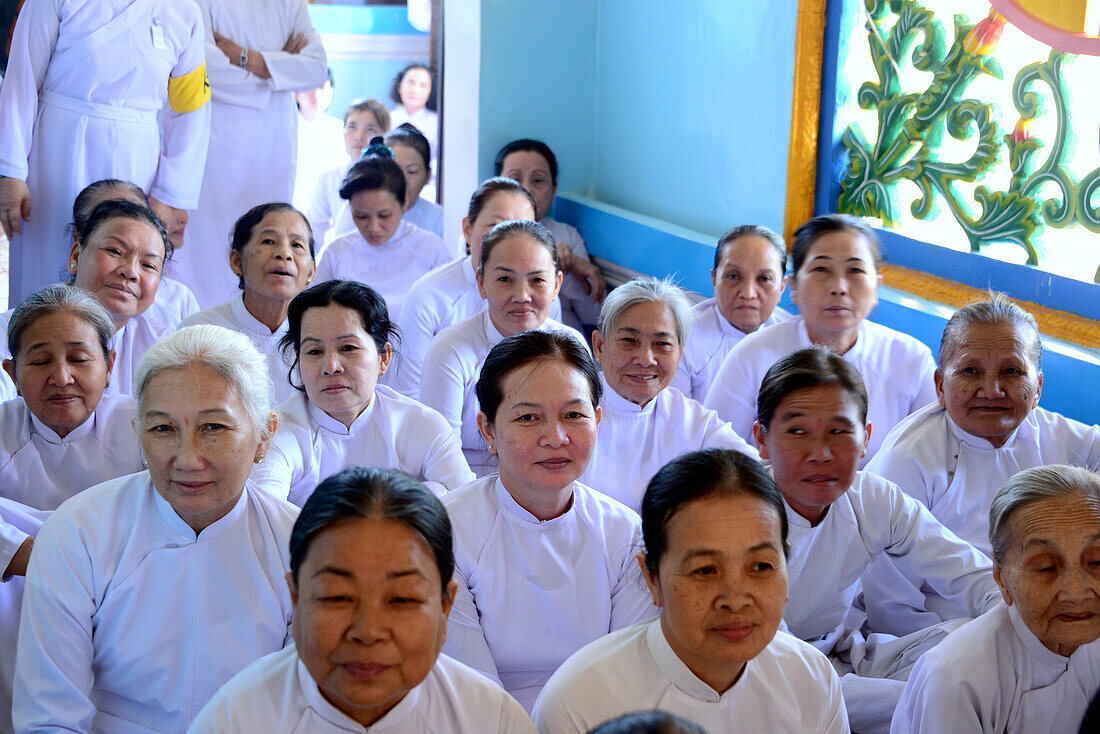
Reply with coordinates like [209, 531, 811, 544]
[362, 137, 394, 160]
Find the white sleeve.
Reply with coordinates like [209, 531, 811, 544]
[250, 445, 294, 502]
[889, 654, 987, 734]
[418, 338, 467, 439]
[608, 524, 657, 630]
[415, 409, 476, 493]
[313, 245, 337, 284]
[151, 7, 212, 209]
[262, 0, 327, 93]
[307, 171, 335, 246]
[911, 350, 938, 413]
[0, 496, 42, 579]
[702, 344, 758, 441]
[0, 0, 60, 180]
[441, 566, 502, 686]
[391, 290, 440, 399]
[700, 409, 761, 460]
[12, 515, 99, 733]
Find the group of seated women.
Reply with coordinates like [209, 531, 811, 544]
[1, 138, 1099, 734]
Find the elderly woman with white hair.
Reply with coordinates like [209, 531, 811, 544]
[579, 276, 757, 512]
[14, 325, 299, 734]
[862, 295, 1100, 636]
[892, 464, 1100, 734]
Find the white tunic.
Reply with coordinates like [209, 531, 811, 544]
[390, 258, 563, 399]
[305, 160, 353, 252]
[389, 104, 438, 172]
[292, 112, 345, 214]
[0, 498, 47, 734]
[314, 220, 451, 321]
[671, 298, 792, 402]
[539, 217, 601, 331]
[13, 471, 298, 734]
[441, 476, 655, 712]
[146, 275, 201, 329]
[703, 317, 937, 463]
[420, 312, 585, 476]
[404, 196, 444, 239]
[532, 619, 850, 734]
[0, 0, 211, 306]
[255, 387, 474, 506]
[783, 471, 1000, 656]
[579, 375, 760, 512]
[180, 294, 297, 404]
[0, 394, 142, 512]
[891, 603, 1100, 734]
[180, 0, 327, 308]
[187, 645, 537, 734]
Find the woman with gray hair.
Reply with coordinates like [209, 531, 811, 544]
[579, 276, 757, 512]
[862, 294, 1100, 637]
[420, 219, 582, 476]
[893, 464, 1100, 734]
[14, 325, 300, 734]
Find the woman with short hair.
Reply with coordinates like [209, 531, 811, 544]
[14, 325, 299, 733]
[892, 465, 1100, 734]
[187, 466, 536, 733]
[533, 449, 848, 734]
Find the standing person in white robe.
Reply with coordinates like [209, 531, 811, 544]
[188, 466, 536, 733]
[0, 287, 144, 733]
[705, 214, 937, 464]
[392, 178, 546, 398]
[253, 280, 473, 506]
[182, 0, 327, 308]
[313, 141, 449, 320]
[495, 139, 607, 331]
[13, 325, 299, 734]
[67, 179, 200, 328]
[751, 347, 1002, 734]
[0, 200, 175, 401]
[863, 294, 1100, 636]
[0, 0, 211, 307]
[442, 331, 656, 712]
[579, 276, 758, 512]
[533, 449, 849, 734]
[421, 220, 582, 476]
[388, 64, 438, 198]
[291, 69, 346, 213]
[892, 465, 1100, 734]
[181, 203, 316, 405]
[670, 224, 792, 401]
[387, 123, 444, 239]
[307, 99, 390, 250]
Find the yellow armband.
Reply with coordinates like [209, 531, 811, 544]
[167, 63, 211, 113]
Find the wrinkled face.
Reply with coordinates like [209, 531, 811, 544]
[350, 189, 404, 247]
[139, 365, 269, 533]
[593, 300, 682, 408]
[344, 110, 385, 160]
[299, 304, 392, 429]
[790, 231, 880, 345]
[478, 359, 600, 500]
[398, 67, 432, 113]
[392, 143, 430, 209]
[461, 191, 537, 265]
[70, 216, 165, 325]
[3, 310, 114, 438]
[712, 236, 787, 334]
[754, 383, 870, 525]
[476, 234, 562, 337]
[643, 493, 788, 693]
[995, 493, 1100, 657]
[231, 210, 315, 304]
[936, 322, 1042, 448]
[291, 517, 456, 729]
[500, 150, 556, 220]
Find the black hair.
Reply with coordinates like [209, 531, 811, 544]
[588, 711, 710, 734]
[477, 219, 558, 274]
[385, 122, 432, 171]
[289, 466, 454, 593]
[389, 63, 437, 112]
[338, 137, 407, 206]
[493, 139, 559, 186]
[228, 203, 315, 290]
[279, 280, 400, 392]
[465, 177, 537, 232]
[790, 213, 881, 278]
[325, 66, 335, 87]
[75, 199, 172, 264]
[475, 330, 601, 424]
[714, 224, 787, 274]
[72, 179, 149, 234]
[755, 345, 869, 431]
[641, 448, 788, 577]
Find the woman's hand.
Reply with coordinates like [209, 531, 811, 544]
[4, 537, 33, 577]
[570, 256, 607, 303]
[556, 241, 574, 274]
[0, 177, 31, 239]
[213, 31, 270, 79]
[149, 197, 188, 251]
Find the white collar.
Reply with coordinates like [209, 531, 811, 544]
[646, 618, 735, 702]
[493, 475, 575, 526]
[296, 649, 425, 730]
[230, 294, 288, 339]
[28, 402, 97, 446]
[598, 373, 659, 416]
[307, 392, 378, 437]
[152, 475, 250, 542]
[945, 410, 1024, 451]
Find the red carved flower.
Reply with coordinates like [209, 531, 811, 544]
[964, 10, 1007, 56]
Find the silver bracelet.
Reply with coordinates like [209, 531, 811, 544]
[238, 48, 249, 69]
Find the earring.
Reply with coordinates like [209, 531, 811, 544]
[488, 443, 494, 453]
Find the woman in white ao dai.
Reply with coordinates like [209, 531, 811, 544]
[442, 331, 655, 712]
[255, 280, 473, 506]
